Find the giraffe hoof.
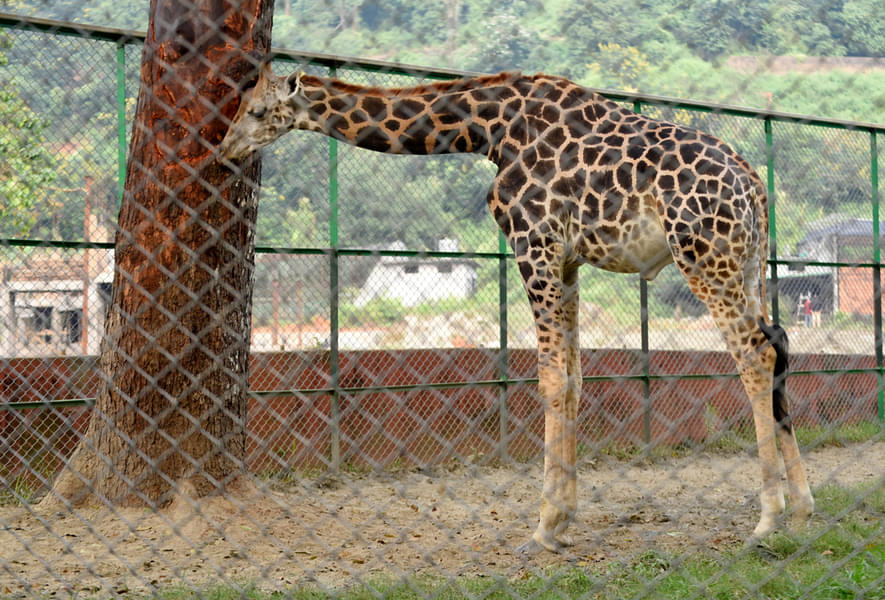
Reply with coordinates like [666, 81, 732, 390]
[789, 514, 812, 532]
[750, 515, 781, 542]
[789, 496, 814, 531]
[750, 540, 781, 561]
[516, 538, 546, 555]
[516, 534, 569, 554]
[746, 520, 782, 550]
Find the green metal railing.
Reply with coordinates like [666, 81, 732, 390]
[1, 13, 883, 462]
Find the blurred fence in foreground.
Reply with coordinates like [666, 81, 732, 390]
[0, 9, 883, 599]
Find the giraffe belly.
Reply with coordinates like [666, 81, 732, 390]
[577, 215, 673, 280]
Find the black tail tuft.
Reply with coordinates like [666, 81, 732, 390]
[759, 319, 792, 432]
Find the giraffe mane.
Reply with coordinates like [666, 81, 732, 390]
[298, 71, 525, 98]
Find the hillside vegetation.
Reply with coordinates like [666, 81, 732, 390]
[5, 0, 884, 120]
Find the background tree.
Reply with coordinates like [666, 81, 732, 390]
[840, 0, 885, 56]
[40, 0, 275, 508]
[584, 43, 652, 91]
[0, 33, 55, 237]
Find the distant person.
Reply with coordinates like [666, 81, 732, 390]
[804, 296, 813, 328]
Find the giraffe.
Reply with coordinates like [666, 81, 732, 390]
[220, 64, 814, 553]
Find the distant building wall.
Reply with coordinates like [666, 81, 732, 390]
[838, 267, 882, 316]
[356, 258, 477, 307]
[0, 249, 113, 358]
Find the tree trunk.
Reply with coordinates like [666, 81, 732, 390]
[41, 0, 274, 508]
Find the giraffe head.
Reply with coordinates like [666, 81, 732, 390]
[220, 63, 307, 159]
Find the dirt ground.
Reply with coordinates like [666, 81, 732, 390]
[2, 440, 883, 597]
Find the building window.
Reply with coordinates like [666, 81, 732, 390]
[437, 264, 452, 274]
[33, 306, 52, 331]
[404, 265, 418, 274]
[61, 310, 82, 344]
[21, 306, 54, 344]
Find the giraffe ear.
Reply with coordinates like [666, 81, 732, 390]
[286, 71, 305, 98]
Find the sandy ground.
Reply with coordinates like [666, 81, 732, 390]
[1, 440, 883, 597]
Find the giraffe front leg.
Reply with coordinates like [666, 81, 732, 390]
[517, 265, 581, 554]
[517, 362, 578, 554]
[537, 363, 579, 551]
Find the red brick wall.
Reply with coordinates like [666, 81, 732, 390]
[1, 349, 880, 487]
[839, 267, 882, 316]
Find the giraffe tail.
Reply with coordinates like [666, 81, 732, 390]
[759, 318, 792, 433]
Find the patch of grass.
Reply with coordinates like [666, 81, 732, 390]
[587, 420, 882, 466]
[0, 473, 45, 506]
[159, 583, 281, 600]
[593, 482, 885, 600]
[796, 421, 883, 449]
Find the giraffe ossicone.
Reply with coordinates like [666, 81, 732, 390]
[220, 64, 813, 553]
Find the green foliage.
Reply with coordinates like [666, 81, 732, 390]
[0, 89, 56, 236]
[0, 33, 56, 236]
[829, 310, 872, 330]
[650, 267, 706, 318]
[463, 14, 536, 73]
[2, 0, 147, 28]
[841, 0, 885, 56]
[795, 420, 884, 449]
[340, 297, 406, 328]
[584, 43, 651, 91]
[669, 0, 772, 61]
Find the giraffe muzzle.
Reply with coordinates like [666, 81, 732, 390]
[219, 135, 251, 160]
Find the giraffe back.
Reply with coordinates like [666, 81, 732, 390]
[489, 74, 768, 281]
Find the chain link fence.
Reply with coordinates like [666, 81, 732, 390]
[1, 7, 884, 598]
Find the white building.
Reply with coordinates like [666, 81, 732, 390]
[355, 240, 478, 308]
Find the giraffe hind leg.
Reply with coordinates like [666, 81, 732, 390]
[675, 263, 796, 541]
[514, 258, 581, 554]
[730, 310, 787, 539]
[758, 319, 814, 529]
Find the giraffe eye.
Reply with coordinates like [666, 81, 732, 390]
[248, 106, 267, 119]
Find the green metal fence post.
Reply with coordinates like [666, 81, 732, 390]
[116, 41, 127, 203]
[765, 117, 779, 324]
[872, 130, 884, 425]
[639, 277, 651, 445]
[498, 230, 509, 461]
[328, 69, 341, 471]
[634, 100, 651, 446]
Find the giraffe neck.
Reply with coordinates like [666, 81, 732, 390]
[293, 72, 527, 158]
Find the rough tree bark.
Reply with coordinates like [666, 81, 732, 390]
[40, 0, 274, 509]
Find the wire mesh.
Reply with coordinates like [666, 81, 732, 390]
[0, 6, 884, 599]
